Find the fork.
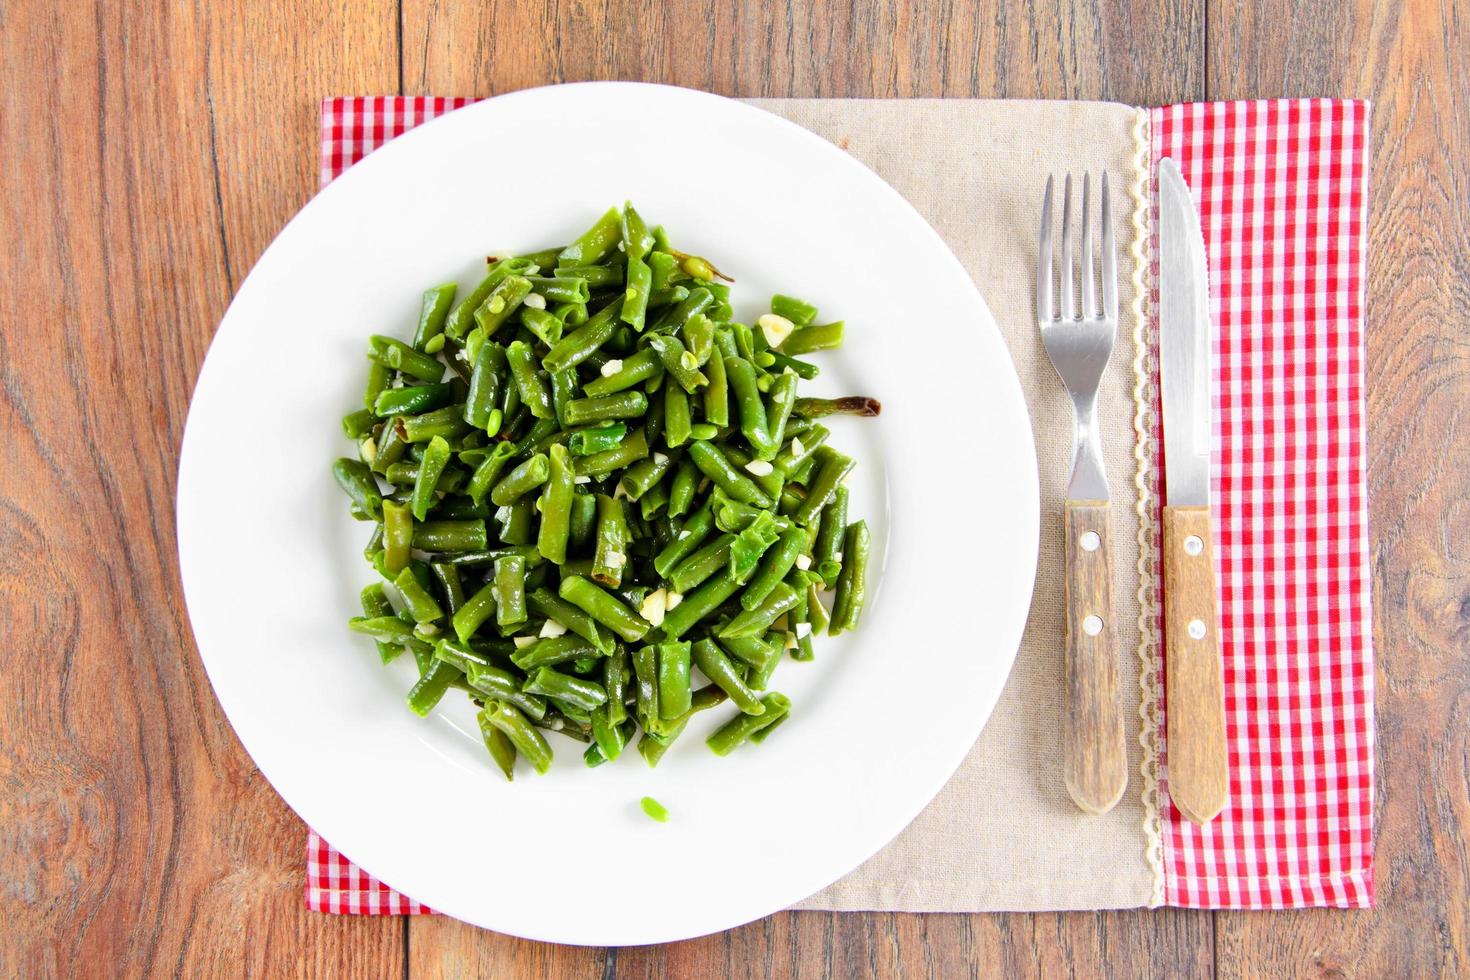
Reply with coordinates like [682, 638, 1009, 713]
[1038, 173, 1127, 815]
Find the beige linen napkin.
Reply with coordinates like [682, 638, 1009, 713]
[745, 100, 1157, 912]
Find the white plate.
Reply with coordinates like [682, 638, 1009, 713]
[177, 82, 1038, 945]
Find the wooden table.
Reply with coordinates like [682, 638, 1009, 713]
[5, 1, 1466, 976]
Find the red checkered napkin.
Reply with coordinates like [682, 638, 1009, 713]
[306, 96, 1373, 912]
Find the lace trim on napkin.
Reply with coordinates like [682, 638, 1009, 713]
[1126, 106, 1165, 908]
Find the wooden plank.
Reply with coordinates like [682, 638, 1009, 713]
[399, 1, 1210, 974]
[0, 2, 403, 976]
[1208, 0, 1470, 977]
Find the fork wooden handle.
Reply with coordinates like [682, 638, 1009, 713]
[1162, 505, 1229, 824]
[1062, 500, 1127, 814]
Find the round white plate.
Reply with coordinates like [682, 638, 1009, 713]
[178, 82, 1038, 946]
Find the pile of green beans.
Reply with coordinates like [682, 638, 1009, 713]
[335, 203, 879, 780]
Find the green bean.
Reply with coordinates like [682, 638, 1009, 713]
[621, 251, 652, 332]
[829, 520, 871, 635]
[558, 576, 650, 643]
[564, 391, 648, 425]
[687, 441, 771, 508]
[429, 562, 466, 616]
[333, 458, 383, 521]
[718, 632, 778, 670]
[568, 422, 626, 456]
[682, 312, 715, 368]
[664, 383, 692, 448]
[660, 571, 740, 639]
[706, 692, 790, 756]
[620, 203, 655, 260]
[553, 264, 622, 289]
[462, 443, 514, 505]
[528, 587, 615, 654]
[371, 383, 455, 425]
[479, 712, 517, 780]
[407, 659, 462, 716]
[781, 320, 844, 355]
[647, 285, 689, 308]
[666, 458, 699, 517]
[740, 527, 806, 610]
[558, 206, 622, 266]
[462, 661, 547, 720]
[766, 351, 820, 380]
[656, 641, 692, 720]
[482, 701, 553, 774]
[512, 416, 560, 457]
[527, 276, 591, 305]
[524, 666, 607, 712]
[667, 533, 734, 593]
[399, 406, 471, 443]
[453, 582, 497, 643]
[646, 335, 708, 393]
[702, 344, 730, 427]
[490, 453, 549, 506]
[791, 447, 855, 527]
[649, 286, 713, 335]
[364, 360, 392, 411]
[511, 633, 599, 670]
[604, 647, 630, 726]
[521, 305, 564, 347]
[573, 428, 650, 478]
[719, 582, 800, 639]
[539, 309, 615, 378]
[641, 385, 665, 448]
[592, 494, 630, 587]
[748, 712, 789, 744]
[589, 704, 628, 763]
[394, 566, 443, 624]
[491, 554, 527, 627]
[369, 335, 445, 383]
[411, 519, 487, 552]
[618, 450, 675, 501]
[775, 423, 828, 477]
[409, 435, 450, 520]
[793, 396, 882, 418]
[414, 283, 458, 349]
[472, 275, 534, 337]
[504, 340, 554, 420]
[547, 367, 578, 428]
[724, 356, 777, 458]
[552, 301, 588, 326]
[583, 347, 663, 396]
[813, 484, 849, 584]
[653, 503, 715, 578]
[569, 490, 598, 549]
[349, 615, 429, 651]
[647, 250, 677, 292]
[692, 639, 766, 714]
[381, 499, 412, 573]
[631, 644, 660, 730]
[359, 584, 402, 664]
[770, 293, 819, 326]
[445, 259, 530, 341]
[765, 371, 799, 451]
[727, 510, 780, 584]
[537, 444, 576, 565]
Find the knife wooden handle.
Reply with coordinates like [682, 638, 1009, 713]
[1062, 500, 1127, 815]
[1162, 505, 1228, 824]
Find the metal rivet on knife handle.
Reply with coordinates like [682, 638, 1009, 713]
[1163, 505, 1228, 825]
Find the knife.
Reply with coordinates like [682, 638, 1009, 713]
[1158, 158, 1229, 825]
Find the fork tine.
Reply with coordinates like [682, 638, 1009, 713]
[1037, 176, 1054, 322]
[1060, 175, 1075, 320]
[1101, 172, 1118, 320]
[1081, 173, 1096, 320]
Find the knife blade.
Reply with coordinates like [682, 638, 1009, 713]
[1157, 158, 1228, 825]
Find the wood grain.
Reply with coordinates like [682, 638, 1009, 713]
[1209, 0, 1470, 975]
[5, 0, 1466, 976]
[1062, 500, 1128, 815]
[0, 2, 404, 977]
[1161, 505, 1228, 825]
